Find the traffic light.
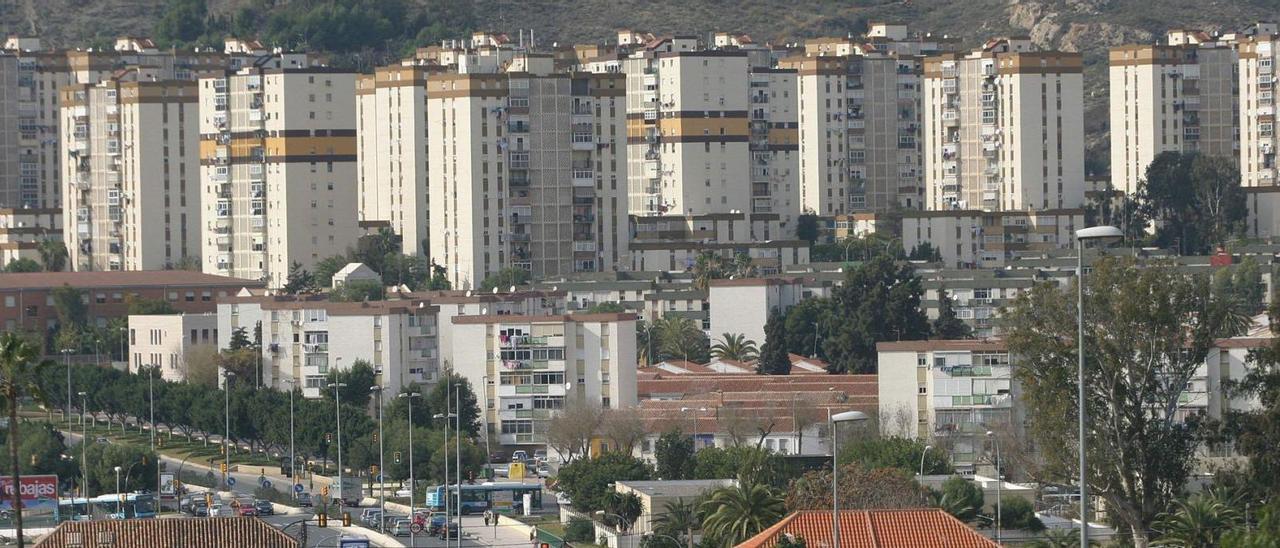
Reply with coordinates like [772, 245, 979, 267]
[372, 432, 378, 443]
[325, 433, 332, 443]
[204, 493, 213, 507]
[393, 451, 401, 464]
[321, 486, 330, 497]
[317, 512, 328, 528]
[220, 463, 228, 474]
[342, 512, 351, 527]
[370, 465, 379, 476]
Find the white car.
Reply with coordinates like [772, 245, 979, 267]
[555, 493, 572, 506]
[394, 488, 412, 498]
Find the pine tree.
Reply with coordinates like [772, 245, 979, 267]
[757, 309, 791, 375]
[932, 288, 973, 339]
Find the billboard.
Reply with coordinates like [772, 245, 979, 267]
[160, 474, 177, 498]
[0, 475, 59, 523]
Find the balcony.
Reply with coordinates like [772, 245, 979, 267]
[572, 170, 594, 186]
[303, 343, 329, 354]
[571, 133, 594, 150]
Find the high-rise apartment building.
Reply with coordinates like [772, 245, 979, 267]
[60, 78, 200, 271]
[922, 38, 1085, 211]
[198, 60, 360, 287]
[4, 36, 256, 210]
[1109, 31, 1239, 194]
[356, 64, 438, 255]
[1238, 25, 1280, 187]
[427, 55, 628, 289]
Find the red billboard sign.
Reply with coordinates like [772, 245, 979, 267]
[0, 475, 58, 502]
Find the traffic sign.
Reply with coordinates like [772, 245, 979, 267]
[227, 477, 237, 487]
[262, 480, 272, 490]
[294, 483, 305, 493]
[375, 474, 383, 482]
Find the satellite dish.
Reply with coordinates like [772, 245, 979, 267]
[564, 382, 573, 391]
[492, 287, 498, 294]
[465, 290, 473, 297]
[509, 285, 516, 293]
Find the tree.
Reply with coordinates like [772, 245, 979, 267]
[155, 0, 208, 47]
[586, 302, 627, 314]
[479, 267, 530, 292]
[312, 255, 351, 289]
[1221, 500, 1280, 547]
[216, 348, 259, 386]
[325, 359, 378, 410]
[51, 285, 87, 334]
[555, 452, 652, 513]
[228, 327, 252, 350]
[546, 398, 602, 463]
[692, 447, 791, 489]
[3, 257, 40, 273]
[426, 372, 480, 436]
[700, 482, 785, 547]
[0, 333, 51, 546]
[1139, 152, 1247, 254]
[36, 240, 68, 272]
[756, 313, 790, 375]
[652, 498, 700, 548]
[125, 296, 178, 315]
[824, 255, 929, 373]
[999, 497, 1045, 532]
[604, 491, 644, 532]
[907, 242, 942, 262]
[600, 407, 647, 455]
[330, 279, 385, 302]
[654, 430, 694, 480]
[786, 463, 929, 512]
[425, 262, 451, 290]
[795, 214, 820, 243]
[1003, 258, 1247, 546]
[282, 261, 316, 294]
[1154, 493, 1242, 547]
[932, 288, 972, 339]
[838, 437, 952, 476]
[710, 333, 758, 363]
[182, 346, 220, 387]
[652, 316, 710, 363]
[782, 298, 832, 361]
[935, 476, 984, 522]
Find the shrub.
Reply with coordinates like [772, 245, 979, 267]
[565, 517, 595, 542]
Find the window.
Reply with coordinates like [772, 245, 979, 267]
[501, 420, 533, 434]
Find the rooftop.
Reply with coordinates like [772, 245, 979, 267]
[0, 271, 264, 291]
[34, 517, 298, 548]
[737, 509, 998, 548]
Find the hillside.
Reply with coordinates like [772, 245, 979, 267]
[4, 0, 1280, 168]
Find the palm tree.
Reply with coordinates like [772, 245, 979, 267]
[692, 253, 727, 292]
[699, 482, 785, 547]
[1153, 493, 1243, 547]
[710, 333, 759, 362]
[654, 316, 708, 363]
[604, 491, 644, 533]
[653, 498, 700, 548]
[0, 333, 52, 547]
[1027, 528, 1085, 548]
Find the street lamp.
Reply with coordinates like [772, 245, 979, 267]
[1074, 224, 1122, 547]
[283, 379, 297, 496]
[399, 391, 420, 548]
[79, 391, 87, 497]
[433, 407, 459, 546]
[328, 382, 347, 508]
[146, 365, 155, 452]
[61, 348, 73, 425]
[113, 466, 122, 516]
[222, 370, 235, 489]
[918, 444, 933, 480]
[987, 431, 1003, 544]
[829, 410, 868, 548]
[371, 385, 386, 531]
[481, 375, 492, 462]
[679, 407, 707, 451]
[118, 325, 126, 366]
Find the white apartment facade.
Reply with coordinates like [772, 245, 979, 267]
[629, 212, 810, 274]
[60, 79, 200, 271]
[199, 62, 361, 287]
[707, 277, 806, 349]
[1109, 36, 1238, 194]
[356, 64, 435, 255]
[1238, 28, 1280, 187]
[901, 208, 1083, 269]
[0, 207, 60, 266]
[127, 313, 218, 382]
[218, 296, 441, 398]
[445, 312, 638, 450]
[923, 38, 1085, 211]
[426, 61, 629, 289]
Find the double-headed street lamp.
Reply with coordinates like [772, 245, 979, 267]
[79, 391, 88, 497]
[829, 410, 868, 548]
[398, 391, 420, 547]
[283, 379, 297, 494]
[1074, 225, 1123, 547]
[371, 385, 386, 531]
[61, 348, 73, 425]
[987, 431, 1003, 544]
[222, 370, 235, 489]
[679, 407, 707, 450]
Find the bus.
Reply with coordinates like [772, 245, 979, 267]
[56, 498, 90, 522]
[424, 483, 543, 515]
[89, 493, 158, 520]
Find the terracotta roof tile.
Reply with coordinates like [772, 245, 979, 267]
[737, 509, 998, 548]
[35, 517, 299, 548]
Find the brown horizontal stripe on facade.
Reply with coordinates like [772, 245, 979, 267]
[590, 88, 625, 97]
[265, 154, 356, 163]
[660, 135, 750, 143]
[765, 144, 799, 152]
[659, 116, 749, 137]
[661, 110, 748, 119]
[264, 136, 356, 156]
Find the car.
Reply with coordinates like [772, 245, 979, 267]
[488, 452, 507, 464]
[296, 493, 313, 507]
[391, 519, 413, 537]
[380, 514, 406, 531]
[533, 450, 547, 463]
[438, 522, 459, 540]
[95, 437, 110, 444]
[536, 463, 551, 477]
[511, 450, 528, 463]
[237, 505, 258, 517]
[492, 464, 510, 478]
[394, 487, 412, 498]
[360, 508, 381, 526]
[426, 512, 447, 535]
[555, 492, 572, 506]
[254, 500, 274, 516]
[192, 502, 209, 517]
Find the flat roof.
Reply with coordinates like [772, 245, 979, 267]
[0, 271, 263, 291]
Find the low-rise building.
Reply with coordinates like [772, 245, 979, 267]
[0, 208, 60, 267]
[708, 277, 807, 349]
[126, 313, 218, 382]
[614, 479, 736, 534]
[901, 208, 1084, 268]
[629, 213, 809, 274]
[738, 509, 999, 548]
[445, 312, 638, 451]
[0, 271, 260, 336]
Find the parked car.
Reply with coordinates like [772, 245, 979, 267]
[488, 451, 507, 463]
[438, 522, 459, 540]
[192, 502, 209, 517]
[511, 450, 528, 463]
[533, 450, 547, 463]
[380, 514, 406, 531]
[360, 508, 381, 526]
[254, 500, 274, 516]
[237, 504, 258, 517]
[391, 519, 413, 537]
[296, 493, 313, 507]
[426, 512, 448, 535]
[555, 492, 572, 506]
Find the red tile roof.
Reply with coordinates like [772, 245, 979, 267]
[0, 270, 263, 291]
[35, 517, 299, 547]
[737, 509, 998, 548]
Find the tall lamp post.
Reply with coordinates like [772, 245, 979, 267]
[433, 407, 459, 547]
[918, 444, 933, 480]
[328, 382, 347, 508]
[147, 366, 155, 452]
[222, 370, 235, 489]
[987, 431, 1003, 544]
[79, 391, 88, 497]
[61, 348, 73, 425]
[1074, 225, 1122, 547]
[283, 379, 297, 495]
[680, 407, 707, 450]
[829, 410, 868, 548]
[371, 385, 386, 531]
[399, 391, 420, 548]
